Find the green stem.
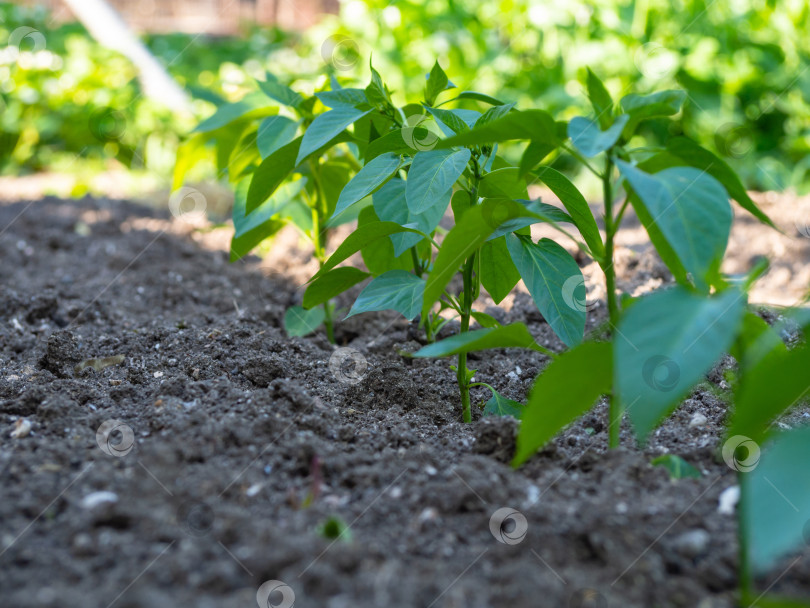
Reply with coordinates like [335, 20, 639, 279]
[456, 160, 482, 423]
[601, 155, 621, 448]
[738, 473, 753, 600]
[309, 162, 336, 344]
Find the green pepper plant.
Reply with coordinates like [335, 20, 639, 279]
[303, 60, 594, 422]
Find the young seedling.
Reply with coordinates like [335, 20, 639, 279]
[176, 72, 371, 342]
[305, 60, 593, 422]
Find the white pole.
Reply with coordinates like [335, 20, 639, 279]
[60, 0, 192, 113]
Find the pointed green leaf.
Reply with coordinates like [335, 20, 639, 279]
[478, 168, 529, 200]
[482, 389, 523, 419]
[373, 178, 447, 256]
[615, 286, 747, 441]
[296, 106, 371, 164]
[247, 137, 302, 213]
[332, 152, 401, 218]
[446, 91, 506, 106]
[347, 270, 425, 320]
[257, 76, 303, 108]
[314, 221, 425, 279]
[617, 161, 732, 291]
[567, 114, 629, 158]
[303, 267, 370, 309]
[651, 454, 702, 479]
[666, 137, 775, 227]
[284, 305, 326, 337]
[513, 341, 612, 466]
[519, 141, 556, 178]
[413, 323, 548, 358]
[437, 109, 558, 148]
[406, 148, 471, 214]
[425, 107, 470, 135]
[257, 115, 299, 159]
[476, 103, 516, 128]
[729, 342, 810, 443]
[315, 88, 369, 109]
[230, 178, 304, 261]
[193, 91, 275, 133]
[532, 166, 604, 260]
[425, 61, 451, 106]
[585, 68, 613, 129]
[365, 130, 413, 162]
[357, 207, 414, 275]
[480, 237, 520, 304]
[506, 235, 586, 347]
[620, 90, 686, 138]
[421, 200, 537, 320]
[743, 428, 810, 573]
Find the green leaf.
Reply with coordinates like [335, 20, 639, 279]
[303, 267, 370, 309]
[532, 166, 605, 260]
[357, 207, 414, 275]
[480, 237, 520, 304]
[284, 305, 325, 337]
[585, 68, 613, 129]
[413, 323, 548, 358]
[365, 130, 413, 162]
[373, 178, 447, 256]
[519, 141, 556, 178]
[729, 342, 810, 443]
[475, 103, 516, 128]
[478, 168, 529, 200]
[666, 137, 775, 227]
[482, 389, 523, 419]
[620, 90, 687, 138]
[332, 152, 401, 218]
[315, 88, 369, 109]
[296, 106, 371, 165]
[406, 148, 471, 214]
[257, 116, 299, 159]
[513, 341, 612, 466]
[617, 161, 732, 291]
[425, 107, 470, 135]
[421, 200, 537, 319]
[743, 428, 810, 573]
[257, 75, 303, 108]
[230, 177, 304, 261]
[446, 91, 506, 106]
[651, 454, 702, 479]
[193, 91, 275, 133]
[615, 286, 747, 441]
[567, 114, 629, 158]
[425, 61, 452, 106]
[314, 221, 425, 279]
[247, 137, 302, 213]
[347, 270, 425, 320]
[471, 311, 502, 328]
[506, 235, 586, 347]
[437, 109, 558, 148]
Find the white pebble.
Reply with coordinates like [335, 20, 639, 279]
[718, 485, 740, 515]
[81, 491, 119, 510]
[689, 413, 708, 428]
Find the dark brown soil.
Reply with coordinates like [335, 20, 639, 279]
[1, 196, 808, 608]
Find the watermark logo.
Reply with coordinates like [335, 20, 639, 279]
[8, 26, 46, 57]
[642, 355, 680, 392]
[321, 35, 359, 72]
[177, 501, 215, 537]
[89, 108, 127, 142]
[570, 588, 608, 607]
[634, 42, 678, 80]
[722, 435, 760, 473]
[714, 123, 754, 159]
[328, 347, 368, 385]
[401, 114, 439, 152]
[96, 419, 135, 457]
[257, 580, 295, 608]
[489, 507, 528, 545]
[168, 187, 208, 224]
[562, 275, 599, 313]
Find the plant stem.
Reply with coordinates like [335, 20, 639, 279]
[737, 473, 752, 600]
[457, 254, 475, 423]
[310, 162, 336, 344]
[600, 155, 622, 448]
[456, 160, 482, 423]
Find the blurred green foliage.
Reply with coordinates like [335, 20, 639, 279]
[2, 0, 809, 192]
